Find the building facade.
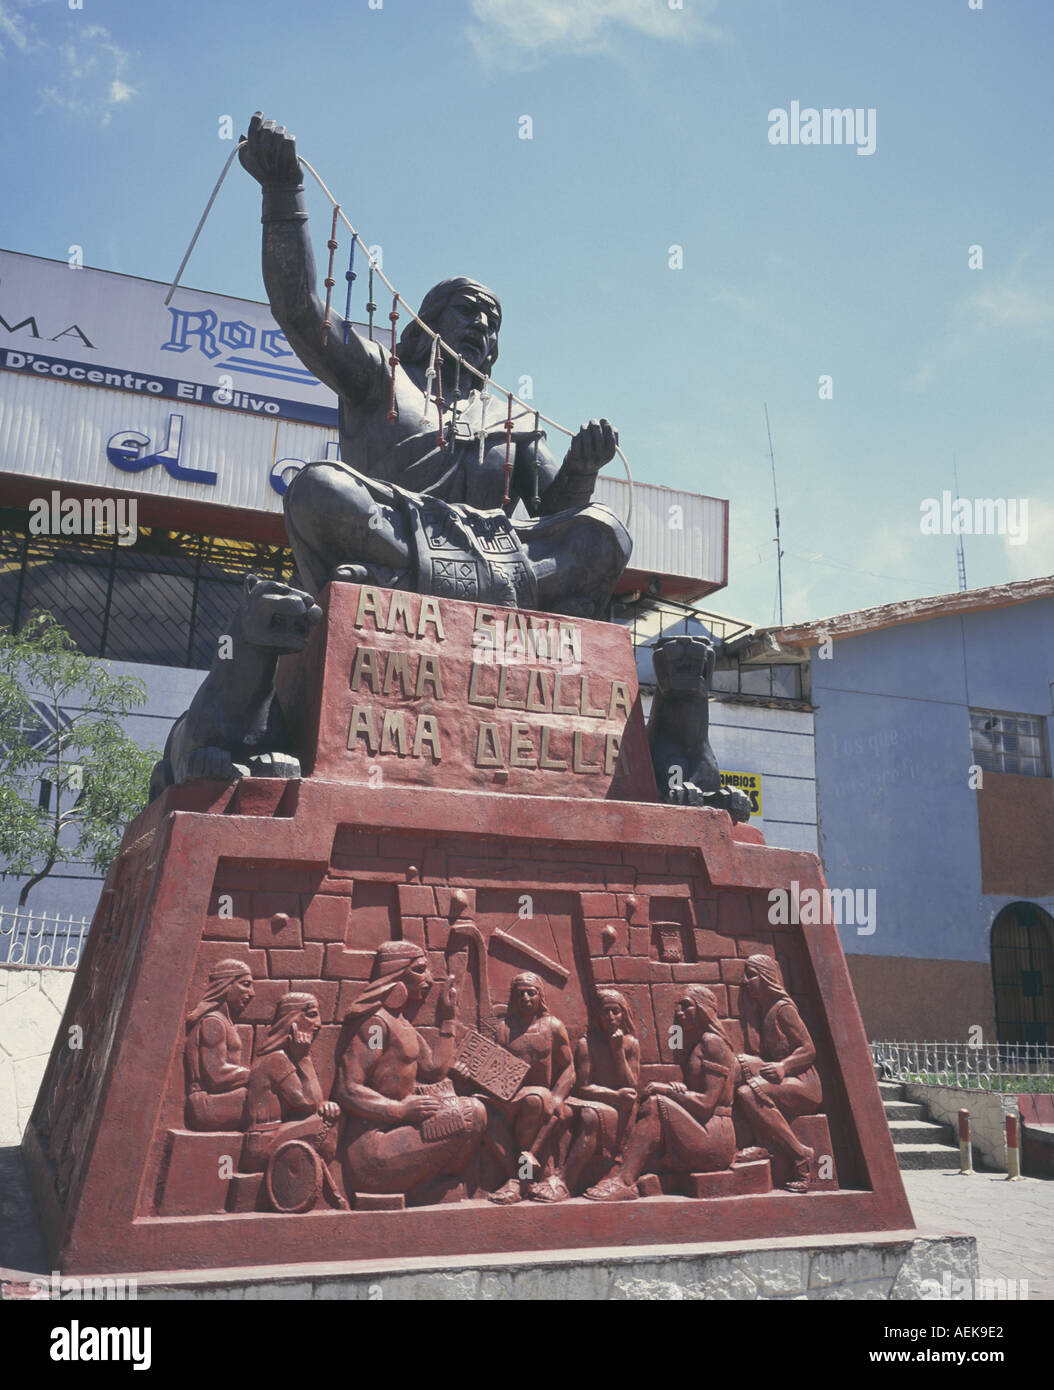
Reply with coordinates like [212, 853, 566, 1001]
[771, 579, 1054, 1045]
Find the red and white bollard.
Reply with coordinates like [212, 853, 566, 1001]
[958, 1108, 973, 1175]
[1006, 1112, 1023, 1181]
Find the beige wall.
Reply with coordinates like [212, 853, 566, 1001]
[0, 967, 73, 1145]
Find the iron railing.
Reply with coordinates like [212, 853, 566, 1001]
[872, 1039, 1054, 1093]
[0, 907, 91, 968]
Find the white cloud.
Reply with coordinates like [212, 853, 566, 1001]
[467, 0, 721, 63]
[969, 283, 1054, 330]
[1002, 496, 1054, 581]
[39, 22, 138, 124]
[0, 0, 43, 57]
[907, 266, 1054, 394]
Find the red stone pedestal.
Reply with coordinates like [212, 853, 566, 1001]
[22, 585, 912, 1276]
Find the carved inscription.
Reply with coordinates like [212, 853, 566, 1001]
[344, 588, 636, 782]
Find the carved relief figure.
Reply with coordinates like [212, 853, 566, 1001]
[486, 972, 576, 1204]
[333, 941, 486, 1200]
[535, 987, 640, 1202]
[735, 954, 822, 1192]
[648, 634, 752, 822]
[184, 959, 255, 1131]
[585, 985, 736, 1201]
[242, 992, 347, 1209]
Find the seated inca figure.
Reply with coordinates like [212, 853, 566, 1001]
[485, 972, 576, 1204]
[149, 573, 321, 797]
[242, 992, 346, 1208]
[648, 635, 752, 822]
[238, 113, 631, 619]
[735, 954, 823, 1192]
[585, 986, 737, 1201]
[333, 942, 486, 1202]
[534, 987, 641, 1202]
[184, 959, 255, 1131]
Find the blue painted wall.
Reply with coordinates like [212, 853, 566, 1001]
[810, 595, 1054, 964]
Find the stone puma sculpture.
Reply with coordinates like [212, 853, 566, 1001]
[149, 575, 321, 799]
[647, 634, 751, 823]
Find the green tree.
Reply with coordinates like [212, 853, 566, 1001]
[0, 611, 160, 907]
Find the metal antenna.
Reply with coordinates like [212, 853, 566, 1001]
[764, 404, 784, 625]
[953, 457, 968, 593]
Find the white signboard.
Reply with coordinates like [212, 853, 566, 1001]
[0, 248, 339, 427]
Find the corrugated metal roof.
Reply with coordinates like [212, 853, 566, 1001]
[0, 370, 726, 587]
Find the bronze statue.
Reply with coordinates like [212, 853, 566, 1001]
[184, 959, 255, 1131]
[150, 574, 321, 798]
[333, 942, 486, 1201]
[648, 635, 752, 822]
[485, 972, 575, 1204]
[735, 954, 822, 1192]
[585, 985, 736, 1200]
[239, 113, 631, 618]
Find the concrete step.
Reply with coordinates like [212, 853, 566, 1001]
[884, 1101, 927, 1121]
[878, 1081, 904, 1100]
[894, 1144, 961, 1170]
[888, 1119, 954, 1145]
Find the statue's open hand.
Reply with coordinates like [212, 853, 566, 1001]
[318, 1101, 341, 1123]
[564, 419, 618, 474]
[239, 112, 302, 188]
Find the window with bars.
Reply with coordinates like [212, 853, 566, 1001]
[969, 707, 1049, 778]
[0, 509, 293, 670]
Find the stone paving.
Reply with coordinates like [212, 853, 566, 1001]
[902, 1167, 1054, 1299]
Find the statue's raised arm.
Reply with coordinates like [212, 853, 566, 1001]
[239, 112, 377, 406]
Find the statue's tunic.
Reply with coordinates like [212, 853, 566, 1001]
[286, 341, 554, 607]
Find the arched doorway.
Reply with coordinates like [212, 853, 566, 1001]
[991, 902, 1054, 1045]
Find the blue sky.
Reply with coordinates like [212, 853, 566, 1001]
[1, 0, 1052, 626]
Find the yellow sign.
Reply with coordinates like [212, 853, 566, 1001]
[719, 769, 762, 817]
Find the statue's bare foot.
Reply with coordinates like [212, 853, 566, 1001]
[332, 564, 370, 583]
[488, 1178, 525, 1205]
[528, 1175, 570, 1203]
[584, 1176, 638, 1202]
[786, 1147, 814, 1193]
[736, 1146, 771, 1163]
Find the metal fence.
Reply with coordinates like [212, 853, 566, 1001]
[872, 1039, 1054, 1093]
[0, 907, 91, 968]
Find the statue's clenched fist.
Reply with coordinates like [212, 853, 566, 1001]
[239, 111, 302, 188]
[565, 418, 618, 474]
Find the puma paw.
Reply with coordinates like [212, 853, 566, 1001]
[246, 751, 302, 779]
[179, 747, 248, 784]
